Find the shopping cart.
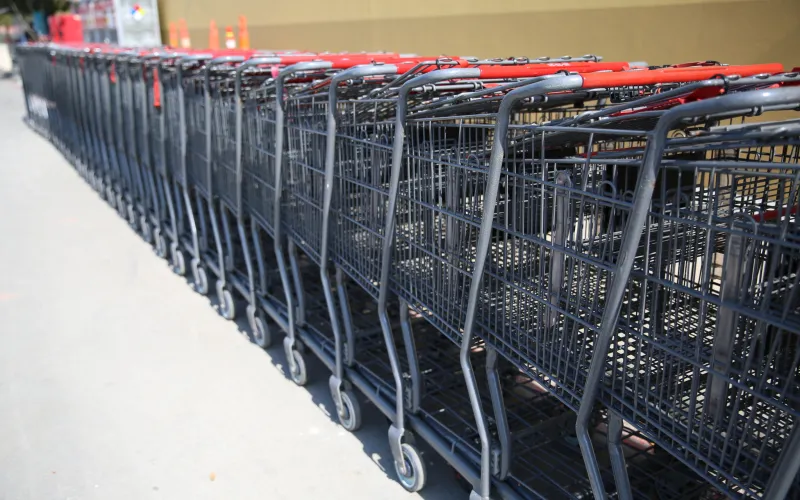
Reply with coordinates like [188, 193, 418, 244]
[566, 85, 800, 499]
[156, 53, 210, 284]
[18, 44, 63, 138]
[368, 63, 786, 499]
[113, 51, 154, 240]
[291, 58, 660, 496]
[14, 41, 800, 500]
[440, 66, 794, 499]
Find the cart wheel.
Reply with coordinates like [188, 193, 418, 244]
[127, 205, 137, 227]
[141, 218, 152, 244]
[171, 248, 186, 276]
[337, 390, 362, 432]
[251, 313, 272, 349]
[394, 443, 426, 493]
[289, 350, 308, 386]
[216, 280, 236, 320]
[193, 264, 209, 296]
[155, 232, 168, 259]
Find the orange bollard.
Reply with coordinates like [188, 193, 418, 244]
[208, 19, 219, 49]
[224, 26, 236, 49]
[238, 15, 250, 50]
[178, 18, 191, 48]
[168, 22, 178, 48]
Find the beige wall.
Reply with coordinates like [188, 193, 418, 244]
[159, 0, 800, 68]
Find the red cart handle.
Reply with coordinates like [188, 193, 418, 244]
[473, 61, 629, 79]
[580, 63, 784, 87]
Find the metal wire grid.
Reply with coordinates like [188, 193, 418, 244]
[20, 49, 50, 132]
[184, 75, 208, 193]
[87, 60, 108, 177]
[501, 366, 716, 500]
[209, 77, 239, 209]
[283, 91, 328, 263]
[284, 76, 400, 268]
[331, 96, 398, 299]
[111, 66, 135, 197]
[391, 102, 610, 348]
[100, 63, 123, 188]
[241, 82, 279, 233]
[159, 66, 184, 185]
[119, 65, 145, 206]
[134, 67, 150, 175]
[594, 127, 800, 498]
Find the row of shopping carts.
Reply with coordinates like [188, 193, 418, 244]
[15, 42, 800, 499]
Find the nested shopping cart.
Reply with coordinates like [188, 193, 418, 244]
[155, 52, 210, 284]
[564, 84, 800, 499]
[365, 63, 786, 499]
[125, 52, 167, 247]
[14, 42, 800, 500]
[18, 44, 50, 136]
[440, 66, 796, 499]
[280, 57, 681, 496]
[183, 52, 413, 323]
[112, 50, 155, 241]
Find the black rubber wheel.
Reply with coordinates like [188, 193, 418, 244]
[251, 314, 272, 349]
[394, 443, 426, 493]
[338, 390, 362, 432]
[171, 248, 186, 276]
[193, 264, 209, 296]
[217, 280, 236, 320]
[289, 350, 308, 386]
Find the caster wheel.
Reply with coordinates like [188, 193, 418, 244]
[155, 232, 168, 259]
[289, 350, 308, 386]
[127, 206, 137, 227]
[141, 218, 152, 243]
[171, 247, 186, 276]
[192, 264, 209, 296]
[337, 390, 362, 432]
[216, 280, 236, 320]
[394, 443, 426, 493]
[251, 314, 272, 349]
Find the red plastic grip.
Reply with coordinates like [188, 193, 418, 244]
[580, 63, 784, 88]
[475, 61, 629, 79]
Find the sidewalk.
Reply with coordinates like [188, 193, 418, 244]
[0, 79, 460, 500]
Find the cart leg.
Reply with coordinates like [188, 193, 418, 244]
[608, 413, 633, 500]
[765, 423, 800, 499]
[182, 187, 207, 294]
[288, 240, 306, 327]
[485, 346, 510, 481]
[251, 220, 268, 295]
[275, 236, 305, 385]
[335, 267, 356, 366]
[398, 300, 420, 414]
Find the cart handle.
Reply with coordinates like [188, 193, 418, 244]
[330, 63, 401, 86]
[237, 56, 282, 71]
[580, 63, 784, 88]
[207, 55, 246, 67]
[179, 53, 212, 62]
[473, 61, 629, 79]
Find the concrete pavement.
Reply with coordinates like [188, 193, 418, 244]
[0, 80, 462, 500]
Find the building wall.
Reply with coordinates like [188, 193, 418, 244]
[158, 0, 800, 68]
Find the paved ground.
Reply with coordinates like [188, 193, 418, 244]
[0, 80, 462, 500]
